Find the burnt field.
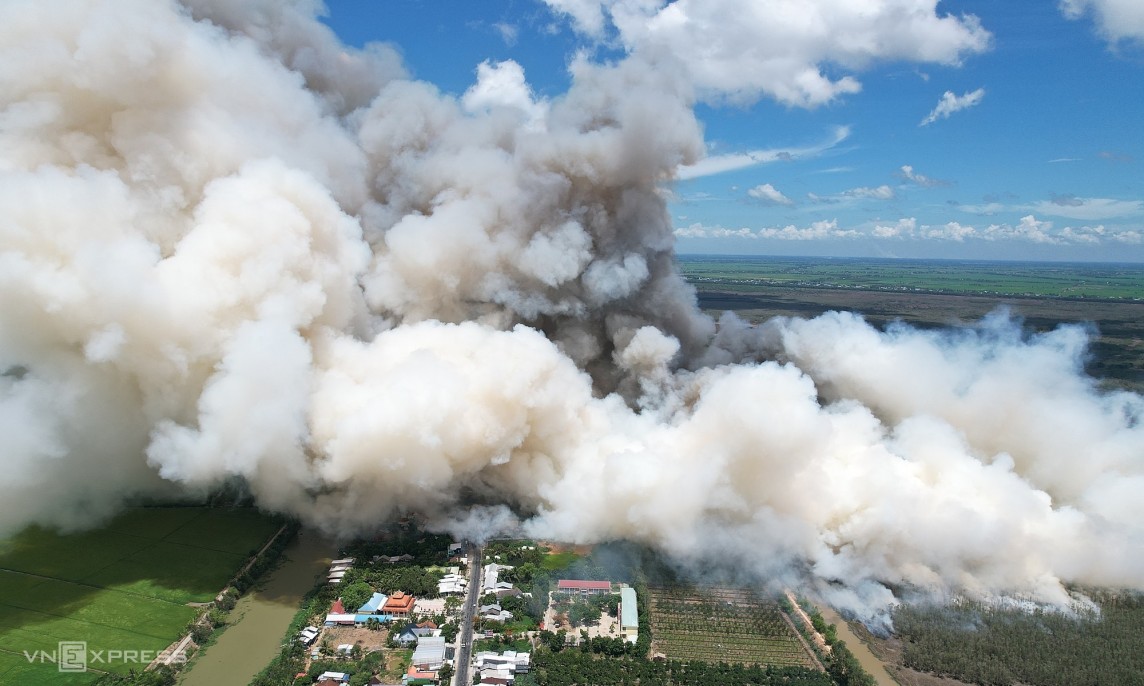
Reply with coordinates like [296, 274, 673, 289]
[693, 285, 1144, 393]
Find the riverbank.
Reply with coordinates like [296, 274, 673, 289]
[817, 605, 899, 686]
[178, 529, 336, 686]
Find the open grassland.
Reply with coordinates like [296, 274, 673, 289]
[680, 255, 1144, 300]
[648, 585, 816, 668]
[682, 256, 1144, 392]
[541, 550, 581, 571]
[0, 506, 281, 684]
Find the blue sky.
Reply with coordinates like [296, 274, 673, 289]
[321, 1, 1144, 261]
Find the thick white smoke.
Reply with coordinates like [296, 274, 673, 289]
[2, 0, 1142, 624]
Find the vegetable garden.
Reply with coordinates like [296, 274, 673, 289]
[648, 586, 816, 668]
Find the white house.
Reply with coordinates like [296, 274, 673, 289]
[482, 563, 514, 594]
[474, 651, 530, 673]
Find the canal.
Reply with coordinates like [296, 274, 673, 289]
[178, 528, 336, 686]
[817, 604, 899, 686]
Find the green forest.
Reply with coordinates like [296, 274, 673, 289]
[894, 592, 1144, 686]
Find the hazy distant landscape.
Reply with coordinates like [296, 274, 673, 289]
[681, 255, 1144, 392]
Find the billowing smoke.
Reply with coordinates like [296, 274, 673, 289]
[2, 0, 1141, 625]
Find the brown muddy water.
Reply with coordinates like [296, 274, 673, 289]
[818, 604, 900, 686]
[178, 529, 335, 686]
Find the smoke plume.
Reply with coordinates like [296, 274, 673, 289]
[2, 0, 1141, 625]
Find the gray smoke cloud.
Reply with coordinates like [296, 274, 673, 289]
[2, 0, 1142, 626]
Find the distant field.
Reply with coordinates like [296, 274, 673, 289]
[541, 551, 580, 571]
[679, 255, 1144, 300]
[681, 255, 1144, 392]
[648, 585, 816, 668]
[0, 506, 281, 684]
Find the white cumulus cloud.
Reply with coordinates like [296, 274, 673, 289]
[545, 0, 991, 107]
[748, 183, 794, 206]
[1061, 0, 1144, 45]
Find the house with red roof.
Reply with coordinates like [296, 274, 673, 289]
[555, 580, 612, 597]
[382, 591, 415, 617]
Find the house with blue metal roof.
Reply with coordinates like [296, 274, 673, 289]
[357, 592, 389, 614]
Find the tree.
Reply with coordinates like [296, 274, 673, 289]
[190, 622, 212, 643]
[445, 595, 462, 613]
[438, 662, 453, 683]
[340, 581, 375, 612]
[441, 622, 459, 642]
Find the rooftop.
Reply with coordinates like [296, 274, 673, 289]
[620, 586, 638, 627]
[557, 579, 612, 590]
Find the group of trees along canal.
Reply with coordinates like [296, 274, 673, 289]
[523, 652, 835, 686]
[894, 592, 1144, 686]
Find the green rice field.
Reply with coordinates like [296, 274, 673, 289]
[679, 255, 1144, 300]
[0, 506, 281, 684]
[681, 255, 1144, 392]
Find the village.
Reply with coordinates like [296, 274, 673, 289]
[288, 536, 640, 686]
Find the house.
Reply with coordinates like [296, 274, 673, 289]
[394, 622, 438, 646]
[297, 626, 320, 646]
[327, 559, 354, 583]
[479, 603, 513, 623]
[555, 579, 612, 596]
[357, 592, 389, 614]
[475, 651, 530, 683]
[482, 563, 514, 594]
[474, 650, 530, 673]
[438, 572, 467, 595]
[325, 599, 358, 626]
[316, 672, 350, 684]
[402, 666, 438, 685]
[438, 580, 466, 595]
[382, 591, 416, 617]
[372, 553, 415, 565]
[394, 625, 419, 645]
[447, 542, 464, 557]
[411, 636, 446, 671]
[619, 587, 638, 643]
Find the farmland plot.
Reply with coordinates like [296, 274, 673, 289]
[648, 585, 817, 668]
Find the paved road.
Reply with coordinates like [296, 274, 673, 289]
[453, 542, 482, 686]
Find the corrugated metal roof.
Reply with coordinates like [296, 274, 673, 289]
[620, 587, 638, 627]
[357, 592, 388, 613]
[557, 579, 612, 590]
